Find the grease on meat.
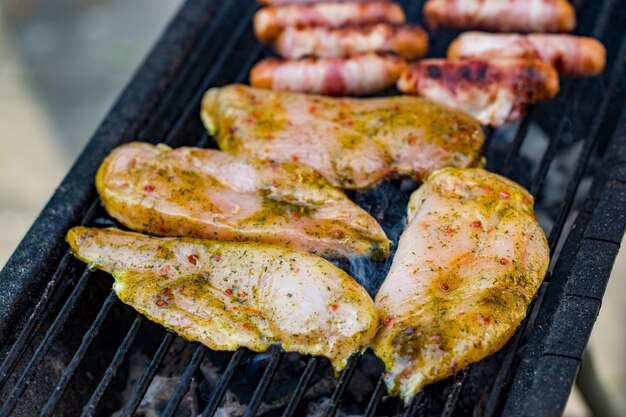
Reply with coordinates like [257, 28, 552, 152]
[67, 227, 379, 371]
[372, 168, 550, 400]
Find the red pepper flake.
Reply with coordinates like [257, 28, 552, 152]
[144, 185, 154, 193]
[384, 316, 396, 326]
[308, 105, 317, 113]
[272, 180, 280, 188]
[242, 323, 250, 330]
[330, 303, 339, 312]
[291, 155, 300, 162]
[332, 230, 344, 238]
[292, 212, 301, 219]
[156, 300, 167, 308]
[159, 266, 172, 275]
[451, 359, 458, 369]
[213, 255, 221, 262]
[223, 288, 233, 296]
[156, 245, 162, 250]
[304, 252, 314, 257]
[438, 282, 449, 291]
[470, 221, 482, 228]
[187, 254, 197, 265]
[457, 311, 466, 317]
[159, 227, 167, 234]
[499, 258, 510, 265]
[476, 313, 491, 325]
[500, 191, 511, 199]
[295, 267, 301, 273]
[408, 135, 417, 145]
[346, 120, 353, 127]
[446, 227, 455, 235]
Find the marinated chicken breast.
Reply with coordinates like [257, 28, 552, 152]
[250, 53, 407, 96]
[201, 84, 484, 189]
[423, 0, 576, 33]
[96, 142, 390, 260]
[398, 59, 559, 126]
[254, 1, 405, 43]
[372, 168, 549, 400]
[275, 24, 428, 60]
[448, 32, 606, 77]
[67, 227, 378, 371]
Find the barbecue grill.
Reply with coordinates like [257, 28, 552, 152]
[1, 0, 626, 416]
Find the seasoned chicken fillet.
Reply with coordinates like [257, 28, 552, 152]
[201, 85, 484, 189]
[66, 227, 378, 371]
[96, 142, 390, 260]
[372, 168, 549, 400]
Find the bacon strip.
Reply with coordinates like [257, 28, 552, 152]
[275, 23, 428, 59]
[448, 32, 605, 77]
[254, 1, 405, 43]
[251, 53, 407, 96]
[398, 59, 559, 126]
[423, 0, 576, 33]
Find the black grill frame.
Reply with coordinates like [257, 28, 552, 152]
[1, 0, 626, 416]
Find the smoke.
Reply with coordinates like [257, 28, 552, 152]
[335, 180, 416, 297]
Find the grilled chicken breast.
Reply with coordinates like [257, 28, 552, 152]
[423, 0, 576, 33]
[254, 1, 405, 43]
[372, 168, 549, 400]
[96, 142, 390, 260]
[275, 24, 428, 60]
[448, 32, 606, 77]
[201, 84, 484, 189]
[250, 53, 407, 96]
[67, 227, 378, 371]
[398, 59, 559, 126]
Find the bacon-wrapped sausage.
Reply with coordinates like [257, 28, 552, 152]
[251, 53, 407, 96]
[275, 23, 428, 59]
[423, 0, 576, 33]
[448, 32, 605, 77]
[398, 59, 559, 126]
[254, 1, 406, 43]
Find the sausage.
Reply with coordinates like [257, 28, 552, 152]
[448, 32, 605, 77]
[423, 0, 576, 33]
[275, 23, 428, 60]
[250, 53, 407, 96]
[254, 1, 406, 43]
[398, 58, 560, 126]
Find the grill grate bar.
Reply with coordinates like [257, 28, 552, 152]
[38, 291, 117, 417]
[201, 348, 246, 417]
[81, 316, 143, 417]
[402, 391, 426, 417]
[162, 345, 207, 417]
[0, 200, 100, 391]
[117, 331, 177, 417]
[282, 357, 320, 417]
[321, 355, 361, 417]
[162, 4, 259, 146]
[441, 368, 469, 417]
[0, 268, 93, 417]
[242, 347, 284, 417]
[364, 377, 387, 417]
[136, 1, 232, 142]
[548, 36, 626, 254]
[500, 110, 534, 177]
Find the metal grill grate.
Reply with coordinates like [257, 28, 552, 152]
[2, 0, 626, 416]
